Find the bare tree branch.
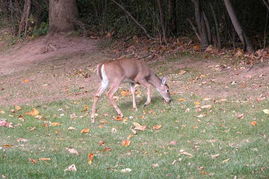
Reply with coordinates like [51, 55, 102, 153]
[111, 0, 153, 39]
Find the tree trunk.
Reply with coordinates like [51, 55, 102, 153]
[191, 0, 210, 50]
[18, 0, 31, 37]
[156, 0, 167, 43]
[168, 0, 177, 35]
[223, 0, 254, 52]
[49, 0, 78, 33]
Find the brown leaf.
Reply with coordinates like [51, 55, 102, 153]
[2, 144, 13, 148]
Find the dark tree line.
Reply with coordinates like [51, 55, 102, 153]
[0, 0, 268, 52]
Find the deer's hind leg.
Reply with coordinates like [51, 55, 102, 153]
[107, 81, 123, 117]
[91, 80, 109, 123]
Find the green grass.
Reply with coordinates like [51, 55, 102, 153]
[1, 93, 269, 178]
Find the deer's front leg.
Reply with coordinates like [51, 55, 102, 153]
[107, 83, 123, 117]
[130, 83, 137, 111]
[137, 79, 151, 106]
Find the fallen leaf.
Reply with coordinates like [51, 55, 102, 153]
[250, 121, 257, 126]
[211, 154, 220, 159]
[152, 163, 159, 168]
[82, 105, 89, 112]
[25, 108, 40, 116]
[152, 124, 162, 130]
[196, 114, 205, 118]
[50, 122, 61, 127]
[120, 168, 132, 173]
[179, 149, 193, 158]
[2, 144, 13, 148]
[121, 140, 131, 147]
[28, 158, 38, 164]
[80, 128, 90, 133]
[120, 90, 131, 97]
[263, 109, 269, 114]
[0, 110, 5, 114]
[201, 105, 212, 109]
[114, 116, 123, 121]
[169, 141, 177, 145]
[64, 164, 77, 172]
[102, 147, 112, 152]
[88, 153, 94, 164]
[16, 138, 28, 142]
[111, 128, 117, 133]
[15, 105, 22, 111]
[23, 79, 30, 83]
[178, 70, 187, 75]
[222, 158, 230, 163]
[39, 158, 51, 161]
[194, 101, 201, 105]
[0, 120, 13, 128]
[236, 113, 244, 119]
[178, 98, 186, 102]
[66, 148, 79, 155]
[133, 122, 147, 131]
[68, 126, 76, 130]
[98, 141, 105, 146]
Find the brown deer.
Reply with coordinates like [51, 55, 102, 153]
[91, 58, 171, 123]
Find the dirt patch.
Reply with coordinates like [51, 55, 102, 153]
[0, 35, 268, 106]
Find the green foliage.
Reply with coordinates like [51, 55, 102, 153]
[32, 22, 49, 37]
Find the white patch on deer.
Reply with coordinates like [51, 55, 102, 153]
[100, 64, 109, 91]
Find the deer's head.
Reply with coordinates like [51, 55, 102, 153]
[157, 77, 171, 103]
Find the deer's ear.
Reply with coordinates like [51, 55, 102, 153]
[161, 77, 167, 85]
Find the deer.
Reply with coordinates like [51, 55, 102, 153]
[91, 58, 171, 123]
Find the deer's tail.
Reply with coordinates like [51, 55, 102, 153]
[96, 63, 103, 80]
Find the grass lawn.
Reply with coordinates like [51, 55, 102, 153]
[1, 92, 269, 178]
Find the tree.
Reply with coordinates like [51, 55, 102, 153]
[224, 0, 254, 52]
[49, 0, 78, 33]
[191, 0, 211, 50]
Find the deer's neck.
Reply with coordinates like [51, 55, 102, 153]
[148, 73, 162, 88]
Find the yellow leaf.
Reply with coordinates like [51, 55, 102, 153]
[80, 128, 90, 133]
[121, 140, 131, 147]
[25, 108, 40, 116]
[178, 98, 186, 102]
[88, 153, 94, 165]
[50, 122, 61, 127]
[194, 101, 200, 106]
[120, 90, 131, 97]
[152, 125, 162, 130]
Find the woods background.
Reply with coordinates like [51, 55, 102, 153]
[0, 0, 268, 52]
